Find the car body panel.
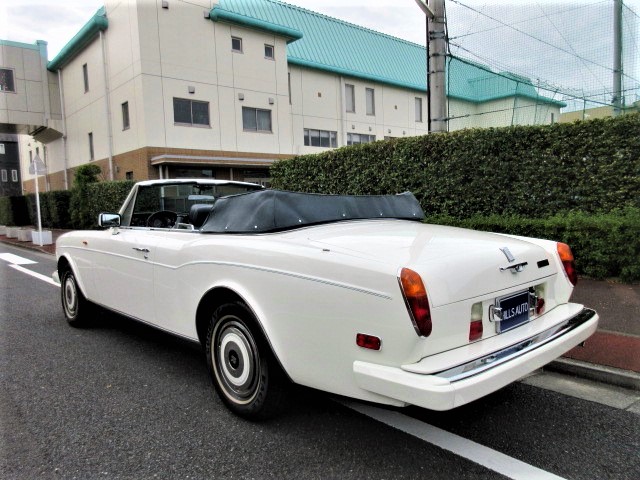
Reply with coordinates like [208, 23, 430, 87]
[54, 179, 599, 412]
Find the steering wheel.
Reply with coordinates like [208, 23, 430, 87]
[146, 210, 178, 228]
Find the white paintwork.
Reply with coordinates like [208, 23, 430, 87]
[54, 180, 599, 410]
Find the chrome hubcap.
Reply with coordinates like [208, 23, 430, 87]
[64, 276, 77, 316]
[214, 317, 260, 404]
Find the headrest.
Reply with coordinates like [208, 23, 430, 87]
[189, 204, 213, 229]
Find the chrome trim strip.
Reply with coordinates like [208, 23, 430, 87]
[434, 308, 597, 382]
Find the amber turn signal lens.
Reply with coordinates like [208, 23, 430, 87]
[399, 268, 432, 337]
[557, 242, 578, 286]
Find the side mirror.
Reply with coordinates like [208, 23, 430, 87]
[99, 213, 121, 228]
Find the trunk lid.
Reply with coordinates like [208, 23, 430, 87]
[307, 220, 557, 307]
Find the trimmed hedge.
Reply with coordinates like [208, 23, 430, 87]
[425, 208, 640, 282]
[85, 180, 135, 228]
[25, 191, 72, 229]
[271, 114, 640, 218]
[0, 196, 30, 227]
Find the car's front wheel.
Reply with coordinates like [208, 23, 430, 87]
[206, 302, 289, 420]
[60, 269, 91, 327]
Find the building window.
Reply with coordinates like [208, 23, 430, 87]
[126, 171, 134, 181]
[88, 132, 94, 160]
[11, 169, 18, 182]
[232, 36, 243, 53]
[347, 133, 375, 145]
[0, 143, 4, 154]
[264, 44, 274, 60]
[242, 107, 272, 132]
[304, 129, 337, 148]
[122, 101, 130, 130]
[173, 98, 210, 126]
[83, 64, 89, 93]
[345, 84, 355, 113]
[366, 88, 375, 116]
[1, 170, 6, 182]
[0, 68, 15, 93]
[415, 97, 423, 122]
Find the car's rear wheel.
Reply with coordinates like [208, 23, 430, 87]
[206, 302, 289, 420]
[60, 269, 91, 327]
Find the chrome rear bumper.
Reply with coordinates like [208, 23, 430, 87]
[353, 307, 598, 411]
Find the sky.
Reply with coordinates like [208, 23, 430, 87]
[2, 0, 639, 107]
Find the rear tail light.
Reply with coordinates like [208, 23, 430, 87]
[469, 302, 483, 341]
[557, 242, 578, 286]
[398, 268, 432, 337]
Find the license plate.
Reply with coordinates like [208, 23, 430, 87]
[496, 290, 530, 333]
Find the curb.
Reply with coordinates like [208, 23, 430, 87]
[548, 358, 640, 391]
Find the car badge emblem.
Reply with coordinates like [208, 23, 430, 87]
[500, 247, 516, 263]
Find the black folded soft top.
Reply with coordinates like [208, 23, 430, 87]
[199, 189, 425, 233]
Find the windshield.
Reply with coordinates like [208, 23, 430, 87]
[122, 182, 262, 228]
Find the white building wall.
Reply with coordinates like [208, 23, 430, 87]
[291, 66, 429, 155]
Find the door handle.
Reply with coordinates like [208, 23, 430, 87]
[132, 247, 150, 259]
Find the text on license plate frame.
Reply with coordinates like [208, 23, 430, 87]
[496, 290, 531, 333]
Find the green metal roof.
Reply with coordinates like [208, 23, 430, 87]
[212, 0, 563, 106]
[47, 7, 108, 71]
[0, 40, 42, 51]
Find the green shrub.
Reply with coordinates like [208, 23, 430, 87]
[0, 196, 30, 227]
[85, 180, 135, 228]
[47, 191, 72, 228]
[271, 114, 640, 218]
[70, 164, 102, 229]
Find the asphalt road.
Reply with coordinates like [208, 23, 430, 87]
[1, 244, 638, 480]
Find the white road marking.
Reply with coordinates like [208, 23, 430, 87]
[9, 264, 59, 288]
[342, 400, 566, 480]
[0, 253, 37, 265]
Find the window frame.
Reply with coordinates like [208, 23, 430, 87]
[264, 44, 274, 60]
[1, 169, 7, 182]
[173, 98, 210, 127]
[11, 169, 18, 182]
[0, 143, 4, 154]
[303, 129, 338, 148]
[0, 68, 16, 93]
[231, 36, 243, 53]
[345, 84, 355, 113]
[88, 132, 94, 161]
[415, 97, 423, 123]
[83, 63, 89, 93]
[242, 107, 273, 133]
[366, 88, 375, 116]
[122, 101, 130, 130]
[347, 133, 376, 146]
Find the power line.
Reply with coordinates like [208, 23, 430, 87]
[450, 0, 609, 40]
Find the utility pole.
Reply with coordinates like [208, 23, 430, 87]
[415, 0, 448, 133]
[612, 0, 623, 115]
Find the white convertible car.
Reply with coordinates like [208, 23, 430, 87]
[54, 179, 598, 419]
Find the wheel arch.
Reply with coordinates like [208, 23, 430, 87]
[195, 286, 292, 382]
[56, 255, 88, 297]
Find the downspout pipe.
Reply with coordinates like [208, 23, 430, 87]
[57, 69, 69, 190]
[100, 30, 114, 181]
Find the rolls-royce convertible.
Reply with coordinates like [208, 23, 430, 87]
[54, 179, 598, 419]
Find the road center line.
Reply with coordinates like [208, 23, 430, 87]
[341, 400, 566, 480]
[9, 264, 59, 288]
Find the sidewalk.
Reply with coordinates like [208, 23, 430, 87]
[1, 227, 639, 389]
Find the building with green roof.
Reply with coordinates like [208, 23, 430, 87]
[3, 0, 563, 192]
